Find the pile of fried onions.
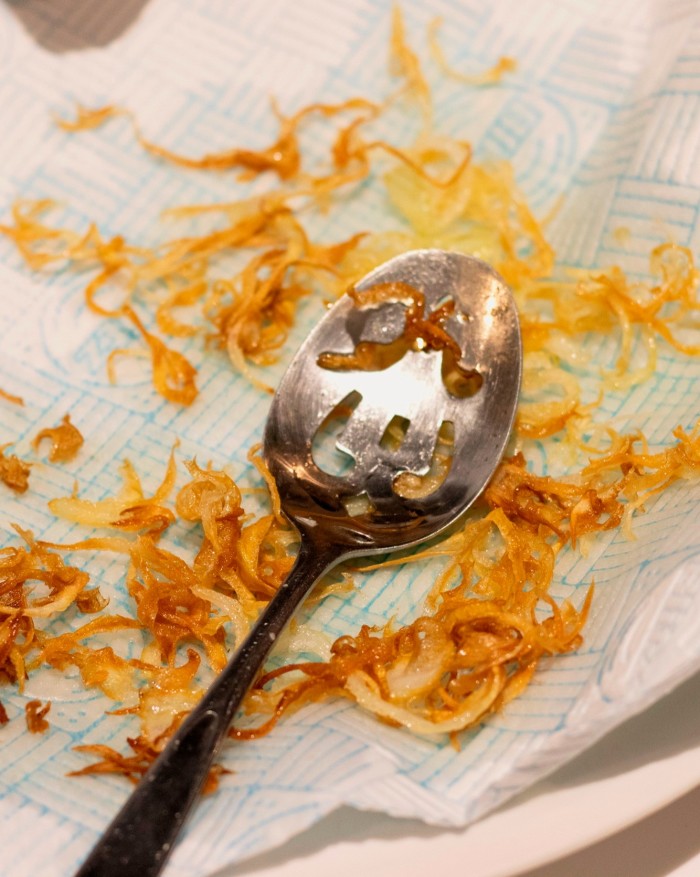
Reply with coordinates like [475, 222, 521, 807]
[0, 9, 698, 784]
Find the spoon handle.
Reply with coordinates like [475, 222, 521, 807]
[74, 536, 342, 877]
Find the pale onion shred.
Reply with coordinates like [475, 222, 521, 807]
[0, 9, 697, 783]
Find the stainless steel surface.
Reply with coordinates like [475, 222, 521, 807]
[265, 249, 522, 551]
[73, 249, 522, 877]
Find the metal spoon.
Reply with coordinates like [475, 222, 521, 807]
[74, 249, 522, 877]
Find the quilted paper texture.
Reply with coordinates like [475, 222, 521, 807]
[0, 1, 698, 875]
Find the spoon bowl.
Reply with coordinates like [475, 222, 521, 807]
[75, 249, 522, 877]
[265, 249, 521, 551]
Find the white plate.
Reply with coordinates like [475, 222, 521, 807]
[221, 669, 700, 877]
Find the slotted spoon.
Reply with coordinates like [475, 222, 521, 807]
[75, 249, 522, 877]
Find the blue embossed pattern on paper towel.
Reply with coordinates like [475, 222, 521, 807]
[0, 0, 698, 874]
